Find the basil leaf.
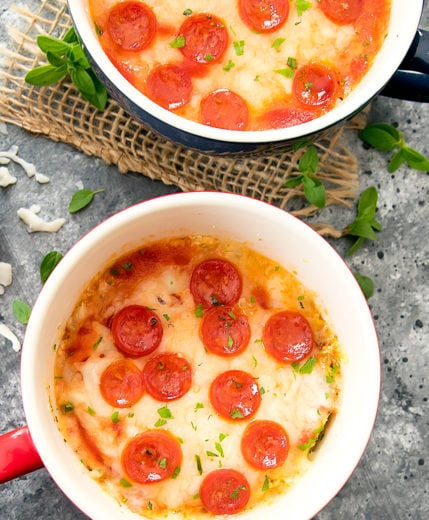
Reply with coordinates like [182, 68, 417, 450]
[79, 70, 108, 110]
[12, 299, 32, 324]
[37, 35, 70, 55]
[388, 149, 406, 173]
[346, 219, 377, 240]
[46, 51, 67, 68]
[402, 147, 429, 171]
[284, 175, 303, 188]
[359, 123, 400, 151]
[63, 26, 79, 44]
[69, 188, 104, 213]
[299, 146, 319, 174]
[40, 251, 63, 283]
[303, 175, 325, 208]
[25, 64, 67, 86]
[69, 43, 91, 69]
[70, 66, 96, 95]
[345, 236, 365, 257]
[354, 272, 374, 300]
[357, 186, 378, 220]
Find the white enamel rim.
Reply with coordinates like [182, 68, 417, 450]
[21, 192, 380, 520]
[67, 0, 423, 144]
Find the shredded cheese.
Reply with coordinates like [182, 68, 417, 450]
[0, 262, 12, 295]
[0, 323, 21, 352]
[0, 146, 50, 184]
[17, 204, 66, 233]
[0, 166, 17, 187]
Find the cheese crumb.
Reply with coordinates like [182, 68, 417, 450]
[0, 166, 17, 187]
[0, 262, 13, 295]
[0, 323, 21, 352]
[0, 146, 50, 184]
[17, 204, 66, 233]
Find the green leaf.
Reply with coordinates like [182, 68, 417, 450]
[388, 149, 406, 173]
[299, 145, 319, 174]
[79, 70, 108, 110]
[402, 147, 429, 171]
[62, 27, 79, 44]
[346, 219, 377, 241]
[25, 64, 67, 86]
[299, 356, 317, 374]
[357, 186, 378, 220]
[68, 188, 104, 213]
[37, 35, 70, 55]
[46, 51, 67, 68]
[345, 236, 365, 256]
[302, 175, 325, 208]
[70, 66, 96, 95]
[284, 175, 303, 188]
[354, 272, 374, 300]
[40, 251, 63, 283]
[69, 43, 91, 69]
[12, 299, 32, 324]
[359, 123, 401, 151]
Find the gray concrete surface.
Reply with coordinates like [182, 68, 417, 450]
[0, 1, 428, 519]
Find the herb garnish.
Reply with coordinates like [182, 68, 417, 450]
[359, 123, 429, 173]
[285, 145, 326, 208]
[195, 454, 203, 475]
[12, 299, 32, 324]
[354, 272, 375, 300]
[40, 250, 63, 283]
[233, 40, 245, 56]
[296, 0, 312, 17]
[69, 188, 104, 213]
[195, 303, 204, 318]
[291, 356, 316, 374]
[25, 27, 108, 110]
[223, 59, 235, 71]
[170, 35, 185, 48]
[342, 186, 381, 256]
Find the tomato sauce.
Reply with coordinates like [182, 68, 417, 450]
[53, 235, 343, 518]
[88, 0, 391, 130]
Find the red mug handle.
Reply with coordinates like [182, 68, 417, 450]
[0, 425, 44, 483]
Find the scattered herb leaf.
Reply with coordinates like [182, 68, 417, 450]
[12, 299, 32, 324]
[69, 188, 104, 213]
[25, 28, 108, 110]
[354, 272, 374, 300]
[359, 123, 429, 173]
[343, 186, 381, 255]
[40, 250, 63, 283]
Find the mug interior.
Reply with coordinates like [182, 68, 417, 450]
[67, 0, 423, 145]
[21, 192, 380, 520]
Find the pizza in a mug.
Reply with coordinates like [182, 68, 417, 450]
[54, 234, 342, 517]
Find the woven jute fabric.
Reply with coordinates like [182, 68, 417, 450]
[0, 0, 367, 236]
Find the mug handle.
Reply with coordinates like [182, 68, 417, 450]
[0, 425, 44, 483]
[381, 29, 429, 102]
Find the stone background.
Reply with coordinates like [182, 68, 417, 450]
[0, 1, 428, 519]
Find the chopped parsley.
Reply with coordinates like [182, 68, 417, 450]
[233, 40, 245, 56]
[230, 485, 247, 499]
[170, 35, 185, 48]
[262, 475, 270, 492]
[195, 454, 203, 475]
[120, 478, 132, 488]
[223, 59, 235, 71]
[271, 37, 285, 50]
[230, 408, 244, 419]
[195, 303, 203, 318]
[157, 405, 173, 419]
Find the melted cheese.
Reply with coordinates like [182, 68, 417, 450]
[54, 235, 343, 518]
[17, 204, 66, 233]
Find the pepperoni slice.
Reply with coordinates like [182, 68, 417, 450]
[107, 1, 157, 51]
[238, 0, 289, 33]
[145, 64, 192, 110]
[200, 89, 249, 130]
[111, 305, 163, 357]
[200, 468, 250, 514]
[262, 310, 313, 363]
[190, 259, 242, 309]
[122, 430, 182, 484]
[99, 359, 144, 408]
[143, 352, 192, 401]
[178, 13, 228, 64]
[241, 420, 289, 469]
[209, 370, 261, 421]
[259, 108, 315, 129]
[200, 305, 251, 356]
[319, 0, 363, 25]
[293, 63, 337, 107]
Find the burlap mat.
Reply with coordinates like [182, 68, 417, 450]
[0, 0, 367, 236]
